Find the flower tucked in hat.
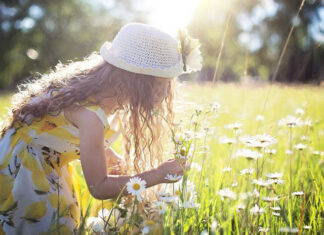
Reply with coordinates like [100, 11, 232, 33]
[100, 23, 202, 78]
[177, 29, 202, 72]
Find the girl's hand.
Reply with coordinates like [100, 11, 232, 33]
[156, 158, 189, 183]
[108, 164, 123, 175]
[106, 148, 125, 175]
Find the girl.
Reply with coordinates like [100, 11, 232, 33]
[0, 23, 202, 234]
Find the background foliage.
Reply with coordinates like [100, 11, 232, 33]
[0, 0, 323, 87]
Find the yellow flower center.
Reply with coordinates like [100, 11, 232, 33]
[175, 190, 180, 196]
[132, 183, 141, 191]
[159, 205, 163, 210]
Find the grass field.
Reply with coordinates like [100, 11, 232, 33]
[0, 83, 323, 234]
[169, 83, 324, 234]
[0, 92, 12, 120]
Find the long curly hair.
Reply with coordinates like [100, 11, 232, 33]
[1, 53, 175, 176]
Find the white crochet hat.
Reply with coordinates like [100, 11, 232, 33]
[100, 23, 201, 78]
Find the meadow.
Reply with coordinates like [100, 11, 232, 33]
[0, 83, 323, 234]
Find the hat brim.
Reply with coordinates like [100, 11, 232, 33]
[100, 41, 184, 78]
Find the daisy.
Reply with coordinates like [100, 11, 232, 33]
[273, 179, 284, 185]
[211, 102, 221, 112]
[266, 172, 283, 179]
[158, 192, 179, 203]
[236, 203, 246, 212]
[239, 192, 252, 200]
[256, 115, 264, 121]
[295, 108, 305, 116]
[253, 188, 260, 197]
[194, 131, 206, 139]
[224, 122, 243, 130]
[176, 146, 187, 159]
[255, 134, 277, 146]
[97, 208, 110, 220]
[242, 134, 277, 148]
[258, 227, 269, 233]
[240, 136, 257, 147]
[219, 136, 237, 145]
[126, 177, 147, 201]
[286, 150, 293, 155]
[240, 168, 254, 175]
[211, 220, 218, 231]
[86, 217, 105, 233]
[294, 143, 307, 150]
[265, 148, 277, 155]
[154, 201, 166, 214]
[164, 173, 182, 182]
[235, 148, 262, 160]
[250, 204, 265, 215]
[292, 191, 304, 196]
[279, 227, 298, 233]
[200, 230, 208, 235]
[303, 119, 312, 126]
[262, 196, 279, 202]
[218, 188, 236, 200]
[222, 167, 231, 172]
[271, 206, 281, 211]
[303, 225, 311, 230]
[174, 133, 182, 145]
[183, 130, 193, 141]
[253, 178, 274, 187]
[272, 212, 280, 216]
[312, 150, 320, 155]
[300, 135, 311, 142]
[278, 115, 302, 127]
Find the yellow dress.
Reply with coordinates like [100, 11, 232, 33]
[0, 103, 120, 234]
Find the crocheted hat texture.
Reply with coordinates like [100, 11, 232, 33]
[100, 23, 185, 78]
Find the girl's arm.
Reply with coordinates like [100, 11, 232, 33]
[70, 107, 182, 200]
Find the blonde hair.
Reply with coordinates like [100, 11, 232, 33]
[2, 53, 174, 176]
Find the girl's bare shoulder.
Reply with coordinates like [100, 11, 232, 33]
[63, 105, 104, 130]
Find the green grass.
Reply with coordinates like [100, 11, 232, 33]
[0, 92, 12, 119]
[0, 83, 323, 234]
[169, 83, 324, 234]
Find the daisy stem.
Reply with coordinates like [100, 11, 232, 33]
[297, 193, 306, 235]
[259, 148, 266, 179]
[106, 185, 126, 231]
[288, 126, 293, 195]
[125, 197, 137, 234]
[197, 129, 208, 200]
[57, 177, 61, 235]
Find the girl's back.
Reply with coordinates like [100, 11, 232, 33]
[0, 98, 119, 233]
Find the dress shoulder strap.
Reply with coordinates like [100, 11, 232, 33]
[83, 105, 109, 129]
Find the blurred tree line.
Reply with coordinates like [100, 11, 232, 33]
[0, 0, 323, 89]
[0, 0, 146, 89]
[188, 0, 324, 83]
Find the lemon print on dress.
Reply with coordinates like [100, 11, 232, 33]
[0, 175, 17, 213]
[21, 150, 50, 193]
[40, 121, 57, 132]
[23, 201, 47, 222]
